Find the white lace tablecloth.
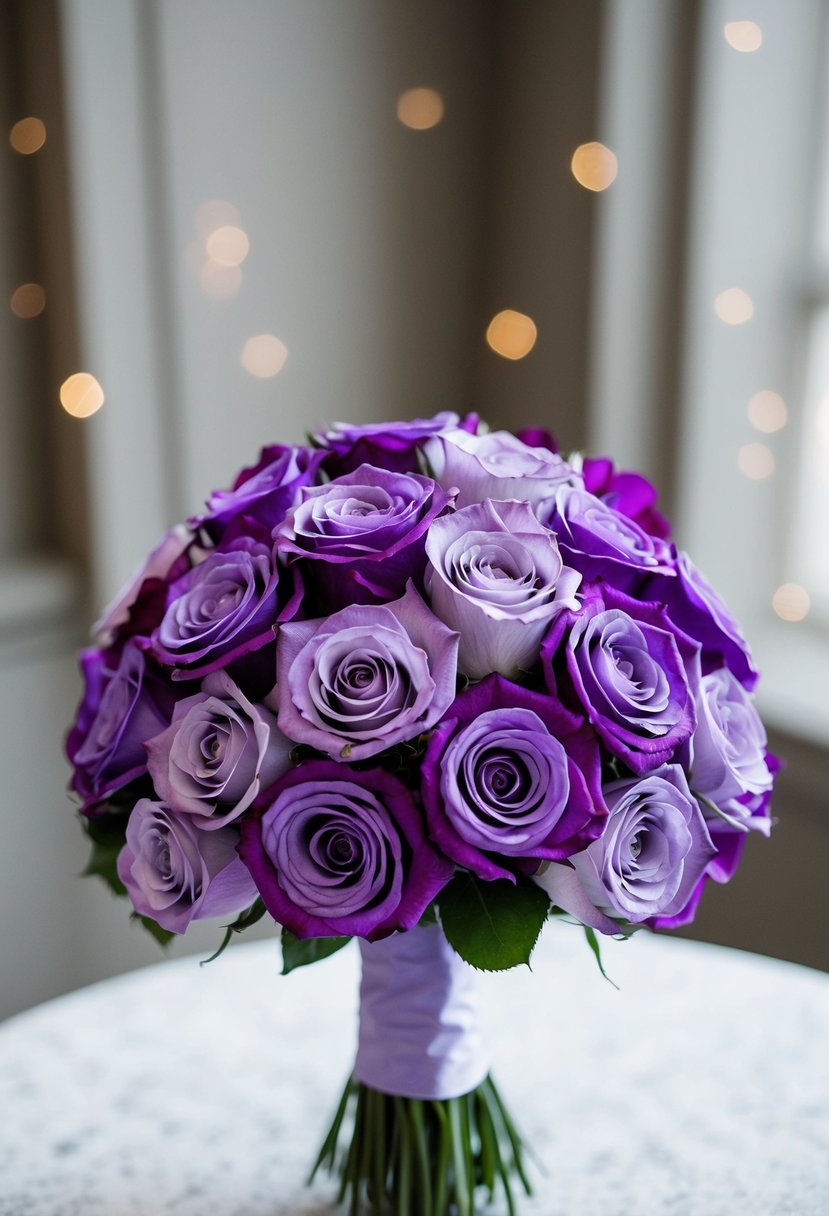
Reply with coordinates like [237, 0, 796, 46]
[2, 927, 828, 1215]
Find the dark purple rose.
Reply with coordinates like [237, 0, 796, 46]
[117, 799, 257, 934]
[423, 428, 578, 514]
[276, 583, 459, 761]
[190, 444, 325, 541]
[317, 413, 473, 476]
[542, 584, 698, 776]
[515, 427, 559, 453]
[536, 765, 715, 928]
[688, 668, 773, 834]
[645, 548, 758, 690]
[425, 499, 581, 679]
[92, 525, 193, 646]
[238, 761, 453, 940]
[150, 536, 293, 677]
[67, 642, 175, 813]
[421, 675, 607, 882]
[547, 485, 673, 591]
[582, 457, 671, 540]
[145, 670, 292, 830]
[276, 463, 454, 608]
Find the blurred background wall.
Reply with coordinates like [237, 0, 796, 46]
[1, 0, 827, 1022]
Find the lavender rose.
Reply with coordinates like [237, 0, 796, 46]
[542, 584, 698, 776]
[318, 412, 473, 476]
[548, 485, 673, 591]
[276, 583, 459, 760]
[117, 799, 258, 934]
[425, 499, 581, 680]
[145, 670, 292, 830]
[276, 463, 454, 608]
[238, 761, 453, 940]
[645, 548, 758, 690]
[150, 536, 293, 676]
[190, 443, 325, 541]
[67, 642, 175, 813]
[536, 765, 715, 930]
[421, 675, 607, 882]
[423, 427, 578, 514]
[688, 668, 773, 833]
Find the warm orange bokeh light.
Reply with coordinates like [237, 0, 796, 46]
[397, 88, 444, 131]
[571, 142, 618, 192]
[10, 117, 46, 154]
[10, 283, 46, 319]
[486, 310, 538, 361]
[60, 372, 105, 418]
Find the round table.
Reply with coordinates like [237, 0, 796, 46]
[1, 927, 828, 1215]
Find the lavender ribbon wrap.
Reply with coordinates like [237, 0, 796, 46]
[355, 924, 490, 1101]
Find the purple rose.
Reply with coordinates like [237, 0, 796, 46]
[276, 583, 459, 761]
[421, 675, 607, 882]
[542, 584, 698, 776]
[582, 457, 671, 540]
[67, 642, 175, 813]
[547, 485, 673, 591]
[92, 524, 193, 646]
[424, 499, 581, 680]
[688, 668, 773, 834]
[238, 761, 453, 940]
[423, 428, 578, 514]
[190, 444, 325, 541]
[117, 799, 257, 934]
[645, 548, 758, 690]
[536, 765, 715, 929]
[317, 413, 473, 476]
[145, 670, 292, 830]
[276, 463, 454, 608]
[150, 536, 293, 677]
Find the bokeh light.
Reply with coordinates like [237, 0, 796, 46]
[199, 260, 242, 300]
[714, 287, 754, 325]
[206, 225, 250, 268]
[772, 583, 810, 622]
[9, 117, 46, 154]
[10, 283, 46, 319]
[397, 88, 444, 130]
[570, 142, 618, 192]
[737, 442, 774, 479]
[60, 373, 105, 418]
[486, 310, 538, 361]
[747, 390, 787, 433]
[724, 21, 763, 52]
[241, 335, 288, 378]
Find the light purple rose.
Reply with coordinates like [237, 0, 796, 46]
[67, 642, 175, 813]
[276, 583, 459, 761]
[150, 536, 292, 676]
[117, 799, 258, 934]
[423, 428, 578, 514]
[645, 548, 758, 690]
[421, 675, 607, 882]
[190, 444, 326, 541]
[93, 525, 193, 646]
[238, 761, 453, 940]
[688, 668, 773, 834]
[276, 463, 454, 608]
[548, 485, 673, 591]
[424, 499, 581, 680]
[145, 670, 292, 830]
[317, 412, 471, 476]
[542, 584, 698, 776]
[536, 765, 715, 929]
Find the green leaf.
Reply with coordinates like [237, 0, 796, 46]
[132, 913, 175, 948]
[438, 873, 550, 972]
[200, 897, 268, 965]
[83, 834, 127, 897]
[583, 925, 619, 990]
[281, 929, 351, 975]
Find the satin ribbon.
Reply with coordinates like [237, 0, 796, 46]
[354, 924, 489, 1100]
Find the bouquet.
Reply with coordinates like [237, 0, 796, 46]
[66, 412, 776, 1215]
